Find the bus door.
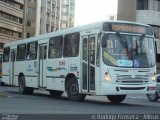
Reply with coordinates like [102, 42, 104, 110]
[82, 34, 97, 93]
[38, 44, 47, 88]
[10, 49, 16, 85]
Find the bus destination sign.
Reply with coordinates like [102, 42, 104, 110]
[111, 24, 145, 34]
[103, 22, 153, 35]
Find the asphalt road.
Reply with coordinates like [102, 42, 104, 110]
[0, 86, 160, 120]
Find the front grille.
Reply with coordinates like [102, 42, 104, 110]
[116, 75, 149, 84]
[119, 87, 146, 90]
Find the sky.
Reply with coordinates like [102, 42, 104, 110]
[74, 0, 118, 26]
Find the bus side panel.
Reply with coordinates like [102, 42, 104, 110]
[46, 59, 66, 91]
[46, 57, 80, 91]
[53, 78, 65, 91]
[15, 61, 38, 88]
[14, 76, 18, 86]
[67, 57, 81, 91]
[25, 77, 38, 88]
[46, 78, 54, 90]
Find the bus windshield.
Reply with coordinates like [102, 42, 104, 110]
[102, 33, 156, 68]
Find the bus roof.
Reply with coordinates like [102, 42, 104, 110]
[3, 21, 152, 47]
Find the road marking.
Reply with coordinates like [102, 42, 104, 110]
[127, 95, 147, 99]
[7, 96, 13, 98]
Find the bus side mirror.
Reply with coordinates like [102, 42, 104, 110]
[102, 36, 107, 48]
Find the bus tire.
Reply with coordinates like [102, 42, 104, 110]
[49, 90, 63, 97]
[67, 77, 86, 101]
[18, 75, 34, 95]
[0, 82, 4, 86]
[147, 92, 158, 102]
[107, 95, 126, 103]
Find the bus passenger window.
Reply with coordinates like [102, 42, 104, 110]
[3, 47, 10, 62]
[17, 44, 26, 61]
[63, 32, 80, 57]
[44, 46, 47, 59]
[27, 42, 37, 60]
[49, 36, 63, 58]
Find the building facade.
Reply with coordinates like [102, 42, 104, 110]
[0, 0, 24, 51]
[59, 0, 75, 29]
[117, 0, 160, 73]
[24, 0, 75, 38]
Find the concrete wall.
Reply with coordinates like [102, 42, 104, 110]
[117, 0, 136, 22]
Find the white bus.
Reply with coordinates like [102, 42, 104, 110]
[2, 21, 157, 103]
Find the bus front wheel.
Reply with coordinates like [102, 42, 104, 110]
[107, 95, 126, 103]
[18, 75, 34, 95]
[67, 77, 86, 101]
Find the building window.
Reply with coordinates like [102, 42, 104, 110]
[51, 26, 54, 32]
[27, 21, 31, 26]
[63, 0, 68, 5]
[27, 8, 36, 14]
[18, 33, 22, 38]
[13, 32, 19, 38]
[27, 33, 31, 38]
[46, 24, 49, 32]
[28, 0, 36, 2]
[0, 27, 22, 38]
[20, 4, 23, 10]
[19, 18, 23, 24]
[0, 27, 12, 36]
[0, 11, 22, 24]
[137, 0, 148, 10]
[0, 0, 15, 6]
[62, 23, 66, 28]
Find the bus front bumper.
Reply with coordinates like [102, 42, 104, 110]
[99, 82, 157, 95]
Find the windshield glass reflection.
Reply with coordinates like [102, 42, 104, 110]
[102, 33, 156, 68]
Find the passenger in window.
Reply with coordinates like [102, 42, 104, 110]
[27, 52, 31, 60]
[50, 49, 55, 58]
[70, 35, 78, 57]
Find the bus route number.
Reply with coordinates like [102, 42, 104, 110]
[59, 61, 65, 66]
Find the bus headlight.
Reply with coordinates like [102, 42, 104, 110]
[151, 75, 156, 81]
[150, 73, 156, 81]
[105, 72, 111, 81]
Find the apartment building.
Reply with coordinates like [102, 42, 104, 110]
[24, 0, 75, 38]
[117, 0, 160, 72]
[0, 0, 24, 51]
[60, 0, 75, 29]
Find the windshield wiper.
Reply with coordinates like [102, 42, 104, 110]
[138, 34, 145, 48]
[116, 32, 127, 49]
